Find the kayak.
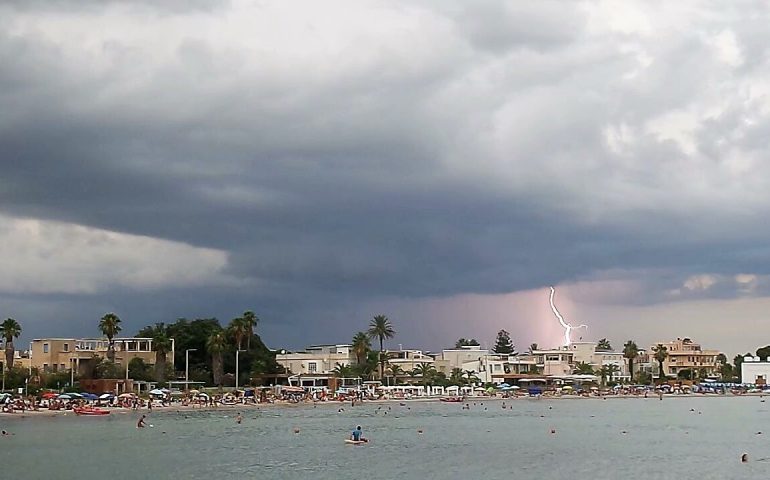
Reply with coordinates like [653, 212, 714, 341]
[344, 439, 368, 445]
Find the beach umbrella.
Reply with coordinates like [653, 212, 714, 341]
[497, 383, 511, 389]
[80, 393, 98, 400]
[68, 393, 84, 398]
[189, 389, 200, 394]
[99, 393, 114, 400]
[149, 389, 165, 396]
[42, 392, 58, 399]
[118, 393, 135, 399]
[509, 386, 521, 390]
[196, 392, 210, 399]
[58, 394, 72, 400]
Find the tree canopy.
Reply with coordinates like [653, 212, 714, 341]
[454, 338, 480, 348]
[493, 329, 514, 354]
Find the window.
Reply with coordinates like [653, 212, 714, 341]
[60, 364, 65, 371]
[63, 343, 69, 352]
[43, 363, 49, 372]
[308, 362, 317, 373]
[43, 343, 49, 354]
[546, 355, 560, 361]
[52, 364, 58, 372]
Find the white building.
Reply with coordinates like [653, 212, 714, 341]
[386, 349, 435, 373]
[275, 344, 353, 375]
[741, 356, 770, 385]
[439, 345, 492, 372]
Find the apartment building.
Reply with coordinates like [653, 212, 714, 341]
[30, 337, 171, 375]
[275, 344, 353, 375]
[386, 349, 435, 373]
[651, 337, 720, 378]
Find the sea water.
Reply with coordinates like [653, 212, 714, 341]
[1, 396, 768, 479]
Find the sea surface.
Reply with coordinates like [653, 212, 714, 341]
[1, 396, 769, 479]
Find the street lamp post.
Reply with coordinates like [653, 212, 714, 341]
[235, 350, 246, 391]
[185, 349, 197, 391]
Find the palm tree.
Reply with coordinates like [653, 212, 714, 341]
[412, 363, 436, 386]
[367, 315, 395, 381]
[332, 363, 355, 378]
[207, 331, 226, 387]
[241, 311, 259, 350]
[228, 316, 250, 351]
[148, 323, 173, 383]
[450, 367, 464, 384]
[573, 361, 595, 375]
[653, 344, 669, 383]
[463, 369, 478, 385]
[388, 364, 404, 385]
[623, 340, 639, 382]
[0, 318, 21, 373]
[351, 332, 371, 365]
[98, 313, 122, 362]
[603, 364, 620, 384]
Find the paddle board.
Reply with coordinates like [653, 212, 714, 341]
[344, 439, 367, 445]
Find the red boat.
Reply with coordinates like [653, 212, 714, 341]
[74, 407, 111, 416]
[439, 396, 463, 403]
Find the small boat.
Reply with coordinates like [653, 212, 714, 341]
[74, 407, 111, 416]
[440, 397, 463, 403]
[344, 439, 368, 445]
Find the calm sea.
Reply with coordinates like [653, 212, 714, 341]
[1, 396, 768, 479]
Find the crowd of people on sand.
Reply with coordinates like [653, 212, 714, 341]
[0, 388, 290, 416]
[1, 380, 768, 418]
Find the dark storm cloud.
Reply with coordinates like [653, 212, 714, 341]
[3, 0, 770, 347]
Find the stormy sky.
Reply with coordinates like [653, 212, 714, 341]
[2, 0, 770, 356]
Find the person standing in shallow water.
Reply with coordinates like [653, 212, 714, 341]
[236, 413, 242, 424]
[137, 415, 147, 428]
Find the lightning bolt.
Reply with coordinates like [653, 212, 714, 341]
[549, 286, 587, 347]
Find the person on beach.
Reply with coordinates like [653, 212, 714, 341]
[137, 415, 147, 428]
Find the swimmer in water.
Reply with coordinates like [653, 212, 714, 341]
[236, 413, 242, 424]
[137, 415, 147, 428]
[742, 453, 749, 463]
